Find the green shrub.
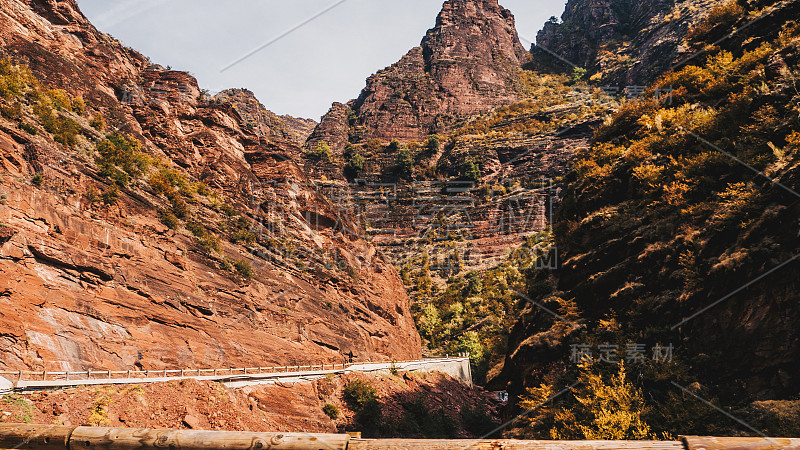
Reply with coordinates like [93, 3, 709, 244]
[425, 135, 440, 153]
[460, 159, 481, 181]
[306, 140, 332, 161]
[35, 104, 80, 148]
[395, 146, 413, 176]
[167, 191, 189, 219]
[461, 404, 498, 436]
[194, 182, 211, 197]
[1, 101, 21, 120]
[48, 89, 71, 110]
[230, 229, 256, 245]
[344, 152, 365, 178]
[219, 203, 237, 217]
[572, 67, 588, 83]
[1, 393, 33, 424]
[0, 59, 36, 99]
[220, 258, 234, 272]
[520, 361, 652, 440]
[19, 122, 37, 135]
[31, 174, 43, 186]
[149, 168, 189, 196]
[343, 379, 378, 411]
[90, 115, 106, 131]
[454, 331, 485, 367]
[687, 1, 744, 42]
[95, 133, 150, 185]
[158, 209, 179, 229]
[85, 186, 100, 204]
[186, 221, 207, 238]
[71, 97, 86, 116]
[234, 259, 253, 278]
[323, 404, 339, 419]
[101, 185, 119, 205]
[198, 233, 221, 253]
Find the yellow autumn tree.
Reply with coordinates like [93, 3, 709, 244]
[571, 360, 652, 439]
[520, 360, 653, 440]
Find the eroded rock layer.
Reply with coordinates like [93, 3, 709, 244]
[0, 0, 421, 372]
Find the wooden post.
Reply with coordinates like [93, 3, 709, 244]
[0, 424, 75, 450]
[68, 426, 350, 450]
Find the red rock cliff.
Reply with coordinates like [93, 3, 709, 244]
[0, 0, 421, 372]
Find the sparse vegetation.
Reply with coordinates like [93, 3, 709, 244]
[158, 209, 179, 229]
[234, 259, 253, 279]
[344, 151, 365, 178]
[323, 403, 339, 419]
[88, 392, 113, 427]
[394, 145, 414, 176]
[90, 114, 106, 131]
[96, 133, 150, 186]
[19, 122, 37, 135]
[343, 379, 378, 411]
[1, 393, 33, 424]
[306, 140, 333, 161]
[101, 185, 119, 205]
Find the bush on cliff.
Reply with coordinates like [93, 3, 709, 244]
[95, 133, 150, 186]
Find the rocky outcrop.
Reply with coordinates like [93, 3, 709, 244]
[0, 0, 420, 372]
[309, 0, 531, 149]
[535, 0, 726, 85]
[212, 89, 316, 145]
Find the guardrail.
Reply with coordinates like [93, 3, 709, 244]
[0, 364, 350, 382]
[2, 425, 799, 450]
[0, 356, 473, 392]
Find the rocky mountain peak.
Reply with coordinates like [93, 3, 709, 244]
[421, 0, 531, 101]
[308, 0, 531, 150]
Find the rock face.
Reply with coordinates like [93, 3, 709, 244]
[212, 89, 316, 145]
[308, 0, 531, 149]
[0, 0, 420, 372]
[495, 0, 800, 431]
[536, 0, 725, 85]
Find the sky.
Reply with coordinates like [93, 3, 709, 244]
[75, 0, 567, 120]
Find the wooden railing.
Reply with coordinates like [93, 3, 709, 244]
[2, 425, 799, 450]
